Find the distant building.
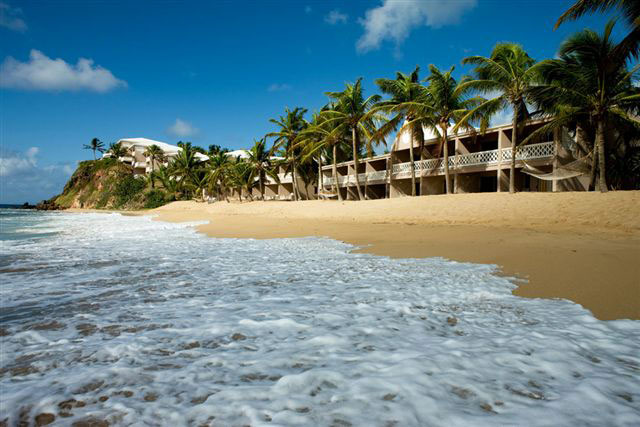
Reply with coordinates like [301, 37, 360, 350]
[103, 138, 208, 176]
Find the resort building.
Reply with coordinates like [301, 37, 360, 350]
[320, 119, 590, 199]
[104, 138, 209, 176]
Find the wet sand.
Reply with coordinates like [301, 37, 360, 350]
[74, 192, 640, 320]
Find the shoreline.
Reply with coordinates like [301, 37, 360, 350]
[70, 192, 640, 321]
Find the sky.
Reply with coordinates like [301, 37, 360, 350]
[0, 0, 622, 204]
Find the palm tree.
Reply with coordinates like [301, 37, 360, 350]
[246, 137, 278, 200]
[525, 21, 640, 192]
[460, 43, 539, 193]
[267, 107, 308, 201]
[228, 160, 255, 202]
[143, 145, 166, 188]
[298, 107, 350, 200]
[400, 65, 487, 195]
[169, 142, 204, 197]
[374, 66, 423, 196]
[84, 138, 105, 160]
[555, 0, 639, 60]
[205, 151, 232, 201]
[106, 142, 128, 158]
[323, 78, 386, 200]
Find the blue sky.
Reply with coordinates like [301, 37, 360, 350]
[0, 0, 620, 204]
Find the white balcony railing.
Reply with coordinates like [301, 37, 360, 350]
[324, 142, 555, 186]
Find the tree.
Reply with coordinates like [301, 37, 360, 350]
[555, 0, 640, 60]
[84, 138, 105, 160]
[267, 107, 308, 201]
[323, 78, 386, 200]
[205, 151, 232, 201]
[143, 144, 166, 188]
[208, 144, 229, 156]
[228, 160, 255, 202]
[106, 142, 128, 158]
[298, 107, 350, 201]
[525, 21, 640, 192]
[246, 137, 278, 200]
[169, 142, 204, 197]
[460, 43, 539, 193]
[398, 65, 487, 195]
[374, 66, 423, 196]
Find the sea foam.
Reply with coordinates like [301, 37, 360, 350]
[0, 211, 638, 426]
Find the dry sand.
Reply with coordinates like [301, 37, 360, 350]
[86, 192, 640, 320]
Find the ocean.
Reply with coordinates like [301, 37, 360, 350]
[1, 209, 638, 426]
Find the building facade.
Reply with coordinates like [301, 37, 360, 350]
[320, 119, 589, 199]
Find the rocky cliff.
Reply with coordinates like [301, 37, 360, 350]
[49, 158, 169, 210]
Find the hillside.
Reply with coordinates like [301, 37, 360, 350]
[49, 158, 170, 210]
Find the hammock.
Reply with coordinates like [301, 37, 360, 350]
[522, 155, 591, 181]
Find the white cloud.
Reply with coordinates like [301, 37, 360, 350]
[0, 49, 127, 92]
[0, 146, 38, 176]
[167, 118, 199, 138]
[0, 146, 75, 203]
[0, 1, 27, 32]
[267, 83, 292, 92]
[325, 9, 348, 25]
[357, 0, 477, 53]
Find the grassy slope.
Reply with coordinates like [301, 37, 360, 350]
[54, 159, 169, 210]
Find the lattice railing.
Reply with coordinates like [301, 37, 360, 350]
[278, 173, 293, 184]
[501, 141, 555, 162]
[457, 149, 499, 167]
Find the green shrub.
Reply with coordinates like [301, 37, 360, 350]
[144, 189, 167, 209]
[114, 175, 146, 207]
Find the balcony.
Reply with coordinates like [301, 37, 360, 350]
[278, 173, 293, 184]
[323, 142, 555, 186]
[393, 141, 555, 177]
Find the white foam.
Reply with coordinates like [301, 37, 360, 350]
[0, 212, 638, 426]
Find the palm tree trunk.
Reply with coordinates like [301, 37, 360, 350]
[333, 144, 342, 201]
[596, 119, 608, 192]
[510, 112, 517, 193]
[150, 160, 155, 189]
[589, 145, 598, 191]
[317, 156, 322, 199]
[352, 127, 363, 200]
[260, 170, 265, 200]
[291, 155, 299, 201]
[93, 149, 97, 160]
[442, 125, 451, 194]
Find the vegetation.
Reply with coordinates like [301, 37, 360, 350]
[68, 3, 636, 206]
[83, 138, 105, 160]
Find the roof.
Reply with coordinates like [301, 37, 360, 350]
[117, 138, 209, 160]
[226, 149, 250, 159]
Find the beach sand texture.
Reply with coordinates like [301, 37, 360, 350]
[120, 191, 639, 320]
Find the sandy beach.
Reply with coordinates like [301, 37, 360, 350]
[79, 191, 639, 320]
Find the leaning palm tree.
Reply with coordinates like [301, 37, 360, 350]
[143, 144, 166, 188]
[555, 0, 639, 60]
[460, 43, 539, 193]
[84, 138, 105, 160]
[267, 107, 308, 201]
[322, 78, 386, 200]
[246, 137, 278, 200]
[297, 106, 350, 200]
[525, 20, 640, 192]
[401, 65, 487, 194]
[373, 66, 423, 196]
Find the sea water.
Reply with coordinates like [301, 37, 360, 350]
[0, 209, 638, 426]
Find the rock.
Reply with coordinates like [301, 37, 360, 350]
[447, 317, 458, 326]
[182, 341, 201, 350]
[143, 393, 158, 402]
[231, 333, 246, 341]
[382, 393, 397, 401]
[98, 396, 109, 402]
[71, 418, 110, 427]
[35, 413, 56, 426]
